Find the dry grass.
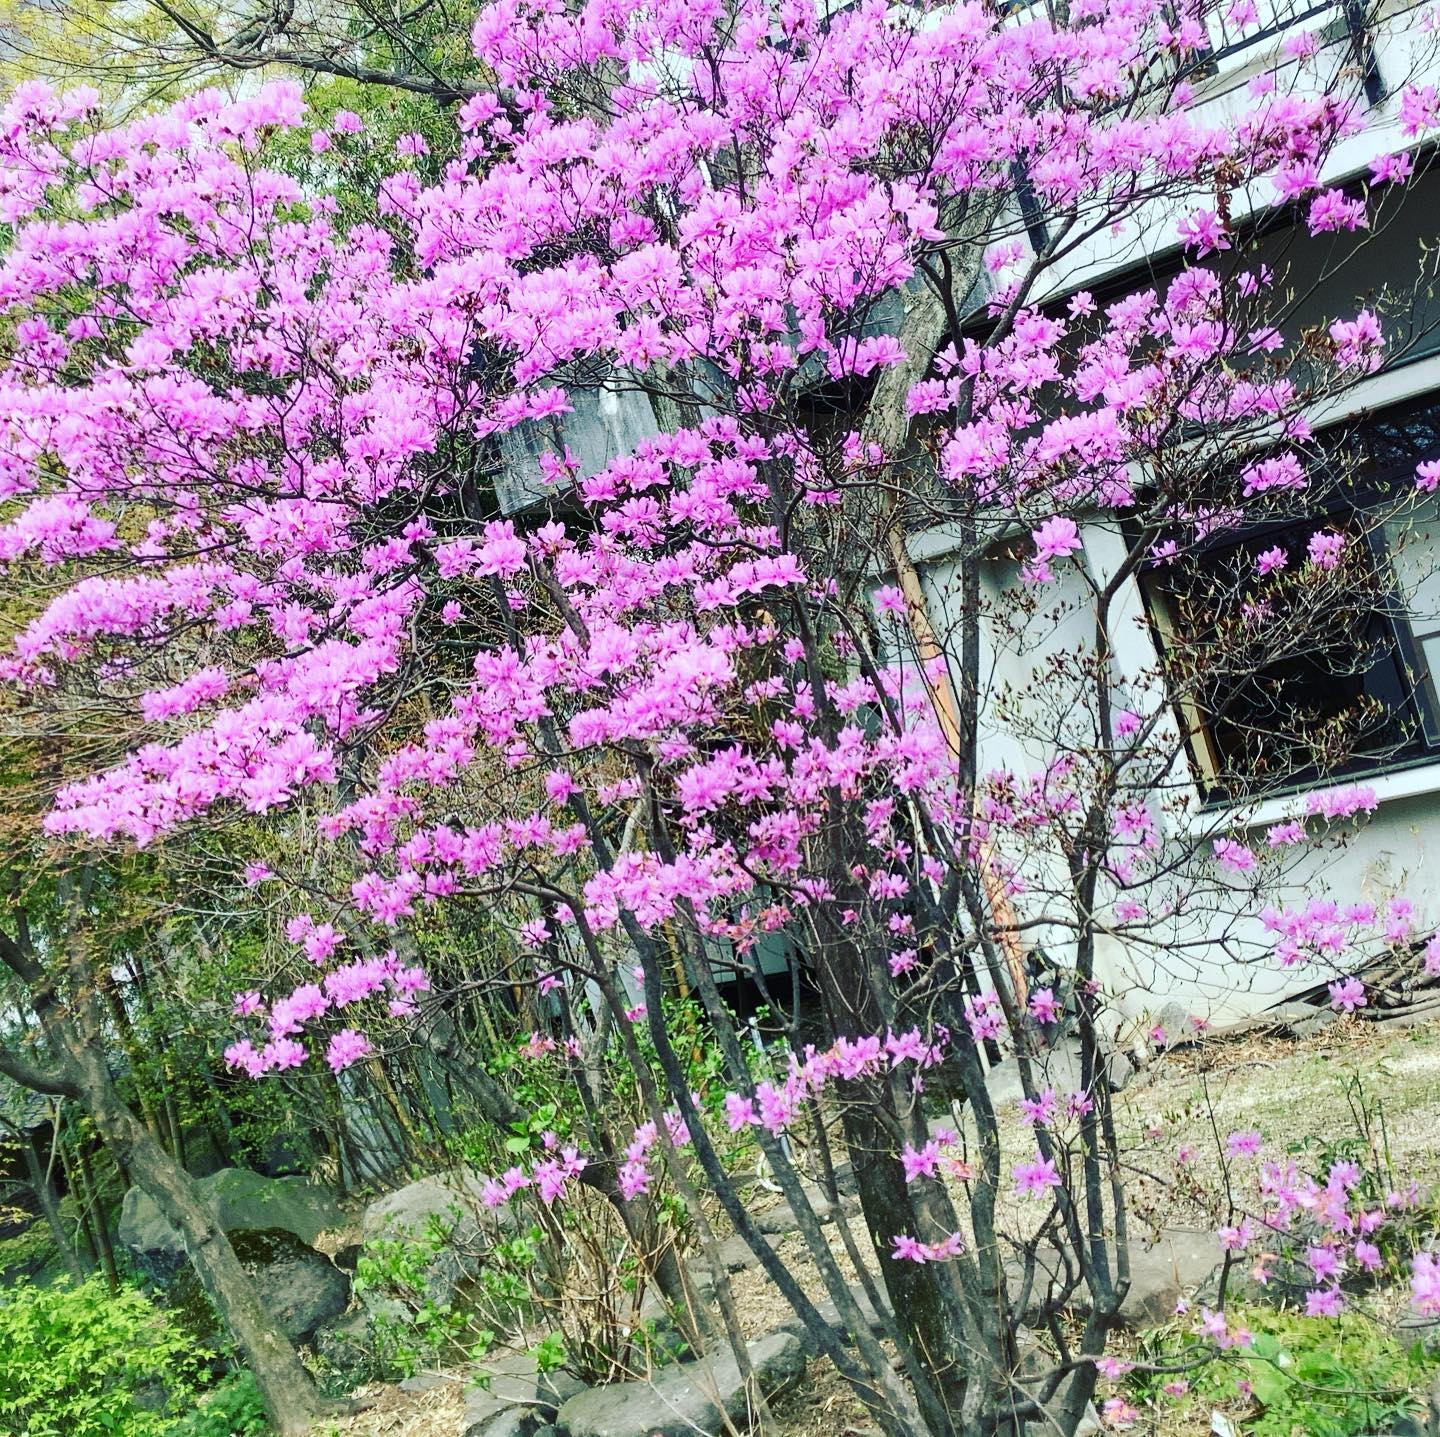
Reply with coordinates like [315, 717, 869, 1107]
[1114, 1017, 1440, 1232]
[311, 1381, 466, 1437]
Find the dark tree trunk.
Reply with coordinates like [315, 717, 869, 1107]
[810, 936, 970, 1435]
[70, 1137, 119, 1291]
[19, 1130, 88, 1280]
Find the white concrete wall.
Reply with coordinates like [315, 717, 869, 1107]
[916, 347, 1440, 1026]
[917, 520, 1440, 1025]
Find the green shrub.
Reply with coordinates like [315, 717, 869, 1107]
[1135, 1305, 1439, 1437]
[172, 1371, 270, 1437]
[0, 1276, 207, 1437]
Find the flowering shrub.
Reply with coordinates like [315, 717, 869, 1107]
[1130, 1307, 1438, 1437]
[5, 0, 1440, 1432]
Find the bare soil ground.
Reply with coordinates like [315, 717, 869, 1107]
[316, 1016, 1440, 1437]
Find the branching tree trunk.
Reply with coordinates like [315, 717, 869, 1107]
[0, 889, 335, 1437]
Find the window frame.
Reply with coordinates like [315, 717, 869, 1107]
[1137, 391, 1440, 806]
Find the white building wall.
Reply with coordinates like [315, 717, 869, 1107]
[895, 0, 1440, 1026]
[916, 354, 1440, 1027]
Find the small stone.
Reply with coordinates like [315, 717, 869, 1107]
[1151, 1004, 1201, 1050]
[399, 1372, 455, 1394]
[1104, 1047, 1137, 1093]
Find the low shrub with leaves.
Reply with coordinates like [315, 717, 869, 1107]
[0, 1276, 207, 1437]
[172, 1371, 270, 1437]
[1133, 1306, 1439, 1437]
[354, 1218, 500, 1379]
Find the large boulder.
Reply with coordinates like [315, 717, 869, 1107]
[360, 1168, 493, 1247]
[1120, 1228, 1219, 1326]
[556, 1331, 805, 1437]
[119, 1168, 344, 1264]
[229, 1229, 351, 1344]
[359, 1169, 504, 1314]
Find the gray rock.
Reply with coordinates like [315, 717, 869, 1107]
[1151, 1004, 1201, 1050]
[1199, 1235, 1316, 1312]
[1014, 1338, 1101, 1435]
[751, 1184, 835, 1236]
[710, 1235, 765, 1272]
[1105, 1047, 1138, 1093]
[312, 1309, 372, 1376]
[1120, 1228, 1218, 1326]
[556, 1331, 805, 1437]
[782, 1282, 893, 1354]
[119, 1169, 344, 1264]
[360, 1170, 509, 1314]
[1396, 1301, 1440, 1350]
[399, 1371, 458, 1394]
[985, 1047, 1078, 1107]
[1292, 1009, 1339, 1040]
[470, 1410, 542, 1437]
[463, 1354, 590, 1435]
[229, 1229, 351, 1345]
[483, 1354, 589, 1411]
[1006, 1229, 1218, 1330]
[986, 1041, 1134, 1103]
[360, 1168, 492, 1246]
[1004, 1244, 1073, 1325]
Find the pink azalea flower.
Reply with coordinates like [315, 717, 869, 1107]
[1013, 1154, 1061, 1198]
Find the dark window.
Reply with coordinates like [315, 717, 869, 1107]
[1141, 392, 1440, 803]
